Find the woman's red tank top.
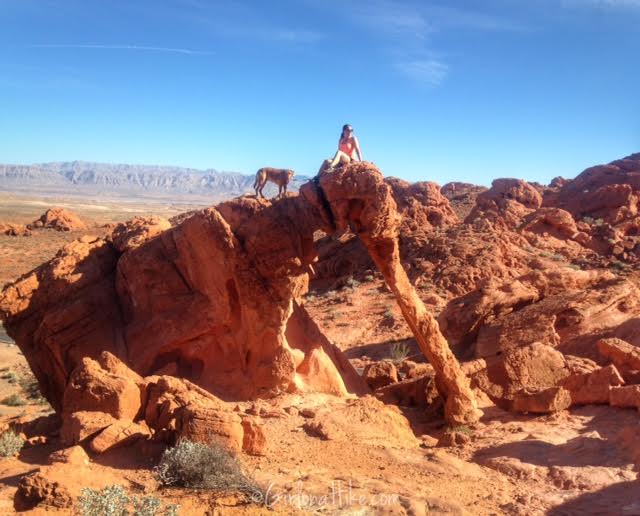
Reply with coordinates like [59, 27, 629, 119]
[339, 137, 355, 158]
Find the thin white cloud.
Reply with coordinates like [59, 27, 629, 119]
[561, 0, 640, 7]
[330, 0, 527, 87]
[347, 0, 430, 39]
[395, 59, 448, 86]
[424, 5, 529, 32]
[28, 44, 214, 55]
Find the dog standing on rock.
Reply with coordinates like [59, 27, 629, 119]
[253, 167, 295, 199]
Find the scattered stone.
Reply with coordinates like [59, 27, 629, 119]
[437, 431, 471, 447]
[48, 445, 90, 466]
[60, 411, 117, 446]
[303, 420, 345, 441]
[363, 361, 399, 389]
[563, 364, 624, 405]
[241, 417, 267, 456]
[15, 472, 73, 511]
[609, 385, 640, 409]
[89, 419, 151, 454]
[63, 355, 145, 421]
[598, 338, 640, 371]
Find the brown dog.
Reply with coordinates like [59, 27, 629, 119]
[253, 167, 295, 199]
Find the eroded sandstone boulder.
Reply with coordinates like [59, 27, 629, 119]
[363, 361, 399, 390]
[31, 207, 87, 231]
[0, 223, 32, 236]
[110, 215, 171, 252]
[465, 178, 542, 228]
[15, 472, 73, 511]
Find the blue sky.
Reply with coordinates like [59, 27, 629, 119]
[1, 0, 639, 185]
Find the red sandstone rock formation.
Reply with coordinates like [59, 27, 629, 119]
[0, 205, 365, 410]
[310, 163, 481, 424]
[0, 223, 32, 236]
[465, 178, 542, 228]
[1, 161, 481, 426]
[441, 181, 488, 220]
[30, 207, 87, 231]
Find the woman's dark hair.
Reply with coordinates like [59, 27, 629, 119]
[340, 124, 353, 141]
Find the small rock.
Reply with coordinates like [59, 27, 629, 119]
[241, 418, 267, 456]
[15, 472, 73, 511]
[285, 406, 299, 416]
[89, 420, 150, 454]
[48, 445, 90, 466]
[437, 431, 471, 447]
[299, 408, 317, 419]
[303, 420, 345, 441]
[25, 436, 48, 447]
[363, 361, 399, 390]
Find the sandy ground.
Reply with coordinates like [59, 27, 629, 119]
[0, 192, 204, 288]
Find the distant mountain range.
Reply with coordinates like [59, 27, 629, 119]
[0, 161, 309, 202]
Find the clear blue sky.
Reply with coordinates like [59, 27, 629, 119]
[1, 0, 639, 185]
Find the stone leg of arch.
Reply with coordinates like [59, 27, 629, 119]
[309, 162, 482, 425]
[362, 233, 482, 425]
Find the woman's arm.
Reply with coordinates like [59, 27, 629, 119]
[353, 136, 363, 161]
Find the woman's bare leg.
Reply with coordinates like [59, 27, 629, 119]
[328, 150, 351, 168]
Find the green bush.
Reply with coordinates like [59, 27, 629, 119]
[390, 341, 410, 362]
[345, 277, 360, 289]
[2, 394, 26, 406]
[0, 430, 25, 457]
[155, 439, 263, 499]
[78, 485, 130, 516]
[1, 371, 18, 384]
[19, 374, 49, 405]
[78, 485, 179, 516]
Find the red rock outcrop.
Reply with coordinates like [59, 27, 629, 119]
[110, 215, 171, 252]
[312, 162, 481, 424]
[0, 223, 32, 236]
[465, 178, 542, 228]
[30, 207, 87, 231]
[313, 176, 460, 287]
[386, 178, 459, 232]
[441, 182, 488, 220]
[1, 161, 479, 425]
[1, 203, 366, 410]
[438, 268, 639, 360]
[544, 154, 640, 263]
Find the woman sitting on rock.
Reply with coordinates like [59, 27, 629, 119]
[321, 124, 363, 172]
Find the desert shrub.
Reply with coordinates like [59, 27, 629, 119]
[78, 486, 179, 516]
[363, 274, 375, 282]
[345, 277, 360, 289]
[78, 485, 130, 516]
[447, 424, 472, 435]
[19, 374, 48, 405]
[383, 307, 394, 319]
[131, 496, 160, 516]
[155, 439, 263, 499]
[0, 430, 25, 457]
[390, 341, 410, 362]
[2, 393, 26, 406]
[1, 370, 18, 384]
